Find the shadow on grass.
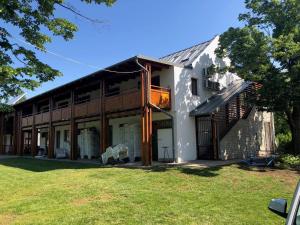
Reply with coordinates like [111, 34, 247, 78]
[123, 164, 224, 177]
[0, 157, 226, 177]
[237, 163, 300, 175]
[0, 157, 101, 172]
[177, 166, 222, 177]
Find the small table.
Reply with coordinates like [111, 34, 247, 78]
[162, 146, 170, 162]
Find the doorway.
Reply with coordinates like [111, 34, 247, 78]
[157, 128, 173, 162]
[196, 116, 213, 159]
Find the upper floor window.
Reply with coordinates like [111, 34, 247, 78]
[151, 76, 160, 86]
[191, 78, 198, 96]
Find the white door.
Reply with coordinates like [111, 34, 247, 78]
[157, 129, 173, 161]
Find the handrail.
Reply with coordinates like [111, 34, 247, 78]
[150, 85, 170, 92]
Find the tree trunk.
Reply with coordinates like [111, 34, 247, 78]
[286, 106, 300, 155]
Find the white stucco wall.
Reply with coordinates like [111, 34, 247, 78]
[172, 36, 241, 162]
[219, 109, 275, 160]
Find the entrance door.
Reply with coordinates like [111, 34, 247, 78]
[196, 117, 213, 159]
[157, 128, 173, 161]
[264, 122, 273, 151]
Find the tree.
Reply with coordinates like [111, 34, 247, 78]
[215, 0, 300, 154]
[0, 0, 115, 105]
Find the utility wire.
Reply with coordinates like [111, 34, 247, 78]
[4, 32, 142, 74]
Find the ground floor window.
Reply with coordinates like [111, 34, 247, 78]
[37, 128, 49, 156]
[77, 121, 100, 160]
[23, 131, 32, 155]
[54, 125, 70, 159]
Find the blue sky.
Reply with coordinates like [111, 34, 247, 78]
[17, 0, 245, 98]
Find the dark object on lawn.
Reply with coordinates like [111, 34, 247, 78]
[268, 181, 300, 225]
[242, 156, 275, 167]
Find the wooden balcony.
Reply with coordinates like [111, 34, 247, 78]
[52, 107, 71, 122]
[35, 112, 50, 125]
[150, 85, 171, 109]
[74, 99, 101, 118]
[104, 89, 141, 113]
[22, 115, 33, 127]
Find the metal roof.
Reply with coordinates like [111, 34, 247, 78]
[190, 80, 252, 117]
[160, 38, 214, 67]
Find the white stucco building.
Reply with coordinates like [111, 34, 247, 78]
[1, 36, 275, 164]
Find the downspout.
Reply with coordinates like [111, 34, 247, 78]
[136, 58, 176, 163]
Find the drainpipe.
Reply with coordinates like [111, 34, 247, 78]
[136, 58, 176, 163]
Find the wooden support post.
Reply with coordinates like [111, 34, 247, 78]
[17, 111, 23, 155]
[100, 80, 107, 154]
[140, 64, 153, 166]
[48, 97, 54, 158]
[146, 64, 153, 164]
[236, 95, 241, 119]
[31, 104, 37, 156]
[70, 90, 77, 160]
[31, 126, 37, 157]
[0, 113, 4, 154]
[211, 114, 218, 160]
[12, 112, 17, 155]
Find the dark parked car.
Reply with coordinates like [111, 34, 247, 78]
[268, 181, 300, 225]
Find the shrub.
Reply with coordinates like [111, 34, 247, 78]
[278, 154, 300, 169]
[276, 132, 292, 153]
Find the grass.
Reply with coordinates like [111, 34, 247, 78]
[0, 158, 299, 225]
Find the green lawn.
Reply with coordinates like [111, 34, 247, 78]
[0, 158, 298, 225]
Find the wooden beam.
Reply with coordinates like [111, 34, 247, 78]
[31, 104, 37, 156]
[12, 112, 17, 155]
[31, 127, 37, 156]
[48, 96, 54, 158]
[70, 90, 77, 160]
[146, 64, 153, 165]
[211, 114, 218, 160]
[17, 111, 23, 155]
[140, 64, 153, 166]
[100, 79, 106, 155]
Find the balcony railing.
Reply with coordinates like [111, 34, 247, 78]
[22, 115, 33, 127]
[150, 85, 171, 109]
[20, 86, 171, 127]
[52, 106, 71, 122]
[35, 111, 50, 125]
[104, 89, 141, 113]
[74, 98, 101, 118]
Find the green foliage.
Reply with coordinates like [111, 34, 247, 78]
[274, 113, 290, 135]
[276, 132, 292, 152]
[274, 112, 292, 153]
[278, 154, 300, 169]
[216, 0, 300, 153]
[0, 104, 14, 113]
[0, 0, 115, 102]
[216, 0, 300, 111]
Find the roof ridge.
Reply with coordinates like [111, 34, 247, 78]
[160, 36, 215, 59]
